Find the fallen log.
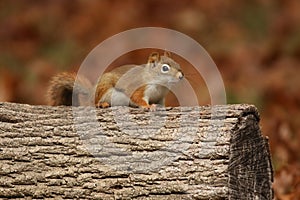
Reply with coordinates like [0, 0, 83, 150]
[0, 102, 273, 199]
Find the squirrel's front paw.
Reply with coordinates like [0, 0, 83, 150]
[142, 104, 157, 111]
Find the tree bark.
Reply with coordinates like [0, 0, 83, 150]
[0, 102, 273, 199]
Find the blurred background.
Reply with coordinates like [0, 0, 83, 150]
[0, 0, 299, 198]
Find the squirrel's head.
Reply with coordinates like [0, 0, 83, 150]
[146, 51, 184, 84]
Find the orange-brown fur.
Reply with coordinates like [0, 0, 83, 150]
[94, 73, 115, 107]
[130, 86, 148, 107]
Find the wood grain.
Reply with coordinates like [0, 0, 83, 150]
[0, 103, 273, 199]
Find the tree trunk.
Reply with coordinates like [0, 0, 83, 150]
[0, 102, 273, 199]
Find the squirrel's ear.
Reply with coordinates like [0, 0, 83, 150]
[148, 52, 160, 67]
[164, 51, 171, 57]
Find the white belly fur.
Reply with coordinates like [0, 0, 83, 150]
[100, 85, 168, 107]
[101, 88, 135, 107]
[144, 84, 169, 105]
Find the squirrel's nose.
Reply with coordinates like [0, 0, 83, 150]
[178, 72, 184, 80]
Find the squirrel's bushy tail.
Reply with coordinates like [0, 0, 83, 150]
[47, 72, 93, 106]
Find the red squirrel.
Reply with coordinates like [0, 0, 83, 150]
[47, 52, 184, 110]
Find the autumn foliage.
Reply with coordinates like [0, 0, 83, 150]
[0, 0, 300, 198]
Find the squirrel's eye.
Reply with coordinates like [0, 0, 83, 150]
[161, 64, 170, 73]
